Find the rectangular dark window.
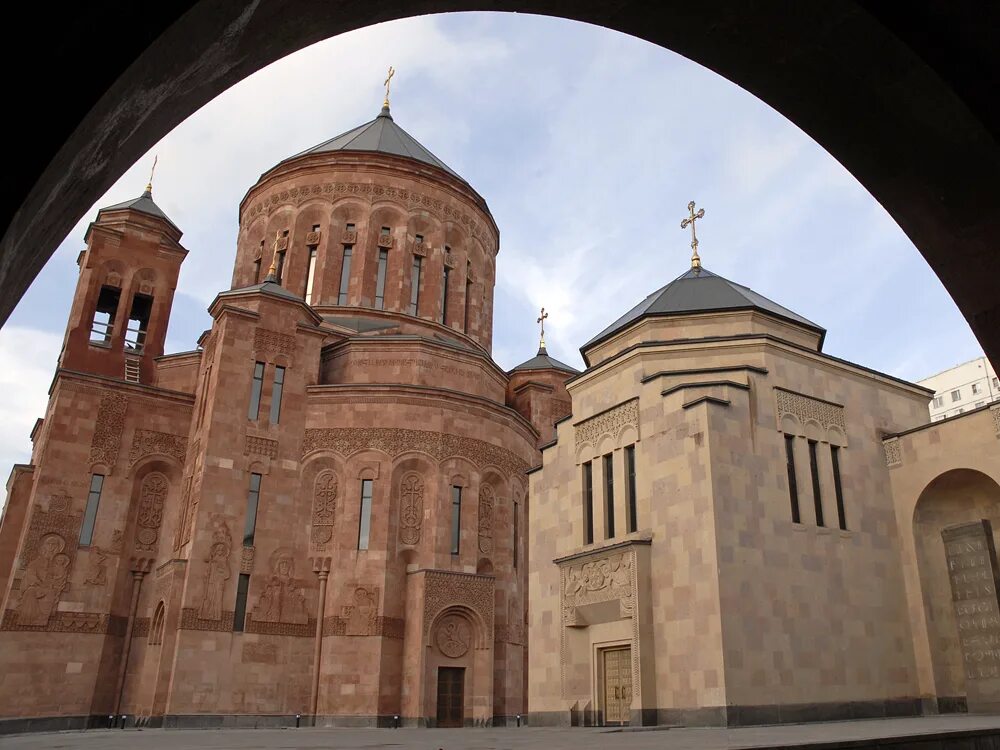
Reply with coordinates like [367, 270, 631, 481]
[784, 435, 801, 523]
[248, 361, 265, 420]
[831, 445, 847, 530]
[374, 248, 389, 309]
[410, 255, 423, 315]
[269, 366, 285, 425]
[603, 453, 615, 539]
[253, 257, 262, 284]
[338, 245, 353, 305]
[513, 499, 519, 569]
[304, 247, 318, 304]
[125, 293, 152, 354]
[441, 266, 450, 324]
[243, 472, 262, 547]
[358, 479, 373, 550]
[90, 285, 120, 345]
[464, 262, 473, 332]
[625, 445, 637, 534]
[583, 462, 594, 545]
[808, 439, 824, 527]
[79, 474, 104, 546]
[450, 485, 462, 554]
[233, 573, 250, 632]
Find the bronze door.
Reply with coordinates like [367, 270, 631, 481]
[436, 667, 465, 727]
[602, 647, 632, 725]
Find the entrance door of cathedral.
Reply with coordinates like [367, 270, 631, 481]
[601, 647, 632, 725]
[436, 667, 465, 727]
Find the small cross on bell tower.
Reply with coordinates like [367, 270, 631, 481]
[680, 200, 706, 272]
[537, 307, 549, 354]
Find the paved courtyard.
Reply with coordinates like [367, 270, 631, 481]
[6, 716, 1000, 750]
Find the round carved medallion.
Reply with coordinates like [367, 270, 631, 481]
[435, 615, 471, 658]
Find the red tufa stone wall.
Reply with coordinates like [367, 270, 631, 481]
[507, 368, 574, 447]
[0, 146, 571, 728]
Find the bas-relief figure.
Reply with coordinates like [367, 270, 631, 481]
[199, 517, 232, 621]
[252, 548, 308, 624]
[344, 586, 378, 635]
[17, 534, 71, 626]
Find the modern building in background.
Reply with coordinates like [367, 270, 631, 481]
[918, 356, 999, 421]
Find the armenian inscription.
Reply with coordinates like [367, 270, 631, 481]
[943, 520, 1000, 711]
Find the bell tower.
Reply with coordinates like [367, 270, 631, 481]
[59, 181, 186, 384]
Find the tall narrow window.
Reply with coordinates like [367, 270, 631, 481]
[784, 435, 801, 523]
[374, 248, 389, 309]
[358, 479, 373, 550]
[464, 262, 473, 332]
[90, 286, 120, 345]
[304, 247, 318, 304]
[583, 461, 594, 545]
[513, 499, 519, 569]
[275, 230, 288, 284]
[243, 473, 262, 547]
[808, 439, 824, 527]
[233, 573, 250, 632]
[831, 446, 847, 530]
[338, 245, 353, 305]
[196, 366, 211, 427]
[248, 361, 265, 420]
[269, 366, 285, 425]
[625, 445, 637, 533]
[441, 247, 451, 324]
[79, 474, 104, 546]
[409, 255, 423, 315]
[603, 453, 615, 539]
[450, 485, 462, 554]
[253, 257, 262, 284]
[124, 293, 152, 353]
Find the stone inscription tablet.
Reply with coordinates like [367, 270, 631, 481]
[943, 520, 1000, 711]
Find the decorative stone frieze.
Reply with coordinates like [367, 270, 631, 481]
[252, 328, 296, 358]
[775, 387, 846, 431]
[574, 399, 639, 448]
[128, 430, 187, 467]
[245, 435, 278, 458]
[883, 437, 902, 467]
[90, 392, 128, 467]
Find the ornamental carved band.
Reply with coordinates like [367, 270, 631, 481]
[253, 328, 296, 358]
[560, 550, 635, 625]
[90, 391, 128, 466]
[312, 471, 338, 547]
[574, 399, 639, 448]
[302, 428, 530, 478]
[775, 388, 846, 432]
[423, 571, 494, 640]
[478, 485, 495, 555]
[128, 429, 187, 467]
[245, 435, 278, 458]
[399, 473, 424, 546]
[134, 472, 168, 552]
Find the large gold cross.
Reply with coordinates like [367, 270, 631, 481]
[680, 200, 706, 269]
[537, 307, 549, 350]
[383, 66, 395, 108]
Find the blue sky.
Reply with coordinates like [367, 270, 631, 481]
[0, 12, 984, 497]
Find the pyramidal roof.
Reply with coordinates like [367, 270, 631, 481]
[99, 188, 179, 231]
[582, 266, 825, 352]
[288, 105, 466, 183]
[511, 344, 580, 375]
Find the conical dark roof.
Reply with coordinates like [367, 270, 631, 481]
[99, 189, 179, 231]
[511, 344, 580, 374]
[288, 105, 466, 183]
[582, 266, 824, 352]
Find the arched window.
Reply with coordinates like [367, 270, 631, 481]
[149, 602, 166, 645]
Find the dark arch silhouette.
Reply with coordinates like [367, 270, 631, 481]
[3, 2, 999, 368]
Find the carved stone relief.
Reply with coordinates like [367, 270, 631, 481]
[128, 430, 187, 467]
[89, 391, 128, 467]
[478, 485, 495, 555]
[199, 516, 232, 621]
[16, 533, 71, 626]
[245, 435, 278, 459]
[883, 437, 902, 467]
[561, 551, 635, 624]
[253, 328, 296, 358]
[992, 403, 1000, 436]
[84, 546, 109, 586]
[134, 472, 168, 552]
[1, 609, 126, 634]
[311, 471, 337, 548]
[250, 548, 308, 625]
[422, 571, 494, 639]
[775, 388, 846, 431]
[399, 473, 423, 546]
[574, 399, 639, 449]
[343, 586, 379, 636]
[435, 614, 471, 658]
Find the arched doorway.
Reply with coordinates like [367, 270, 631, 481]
[913, 469, 1000, 709]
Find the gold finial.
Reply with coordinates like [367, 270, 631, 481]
[145, 155, 158, 194]
[265, 230, 281, 279]
[536, 307, 549, 352]
[383, 66, 395, 108]
[680, 200, 706, 270]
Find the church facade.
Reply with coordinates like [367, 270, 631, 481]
[527, 238, 1000, 726]
[0, 101, 573, 730]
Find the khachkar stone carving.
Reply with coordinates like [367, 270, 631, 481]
[89, 391, 128, 466]
[19, 493, 81, 572]
[16, 534, 71, 626]
[199, 516, 232, 621]
[311, 471, 337, 548]
[399, 474, 423, 545]
[561, 551, 635, 624]
[478, 485, 495, 555]
[423, 571, 494, 638]
[128, 429, 187, 467]
[435, 614, 471, 658]
[775, 387, 846, 431]
[302, 428, 530, 478]
[251, 548, 309, 625]
[343, 586, 379, 635]
[135, 472, 168, 552]
[253, 328, 296, 358]
[574, 399, 639, 448]
[942, 520, 1000, 711]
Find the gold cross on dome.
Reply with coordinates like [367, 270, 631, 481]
[383, 66, 395, 107]
[680, 200, 706, 269]
[537, 307, 549, 350]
